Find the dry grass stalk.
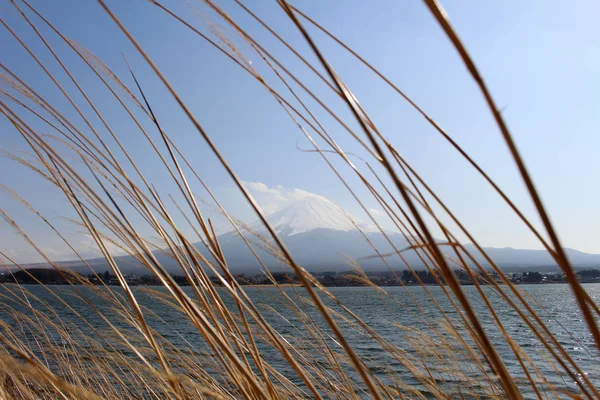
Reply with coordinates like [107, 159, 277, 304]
[0, 0, 597, 399]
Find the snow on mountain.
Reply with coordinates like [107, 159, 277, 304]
[250, 195, 379, 236]
[54, 183, 600, 274]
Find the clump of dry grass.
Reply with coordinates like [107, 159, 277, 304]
[0, 0, 598, 399]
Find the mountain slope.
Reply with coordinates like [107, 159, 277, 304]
[26, 193, 600, 275]
[216, 227, 410, 273]
[214, 195, 406, 272]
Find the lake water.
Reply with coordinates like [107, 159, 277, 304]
[1, 283, 599, 398]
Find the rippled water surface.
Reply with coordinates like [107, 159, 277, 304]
[1, 283, 599, 398]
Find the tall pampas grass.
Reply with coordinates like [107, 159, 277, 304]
[0, 0, 598, 398]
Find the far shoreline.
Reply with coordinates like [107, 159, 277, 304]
[4, 281, 600, 288]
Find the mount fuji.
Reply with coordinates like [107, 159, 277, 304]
[29, 188, 600, 275]
[194, 194, 600, 273]
[213, 194, 407, 272]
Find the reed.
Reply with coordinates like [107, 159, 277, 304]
[0, 0, 598, 398]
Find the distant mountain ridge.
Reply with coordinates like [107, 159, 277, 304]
[15, 194, 600, 275]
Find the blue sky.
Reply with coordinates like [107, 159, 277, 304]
[1, 0, 600, 263]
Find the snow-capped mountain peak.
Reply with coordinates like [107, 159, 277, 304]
[254, 195, 378, 236]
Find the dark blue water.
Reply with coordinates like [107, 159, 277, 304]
[1, 283, 598, 398]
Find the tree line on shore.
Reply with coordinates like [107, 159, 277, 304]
[2, 267, 600, 286]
